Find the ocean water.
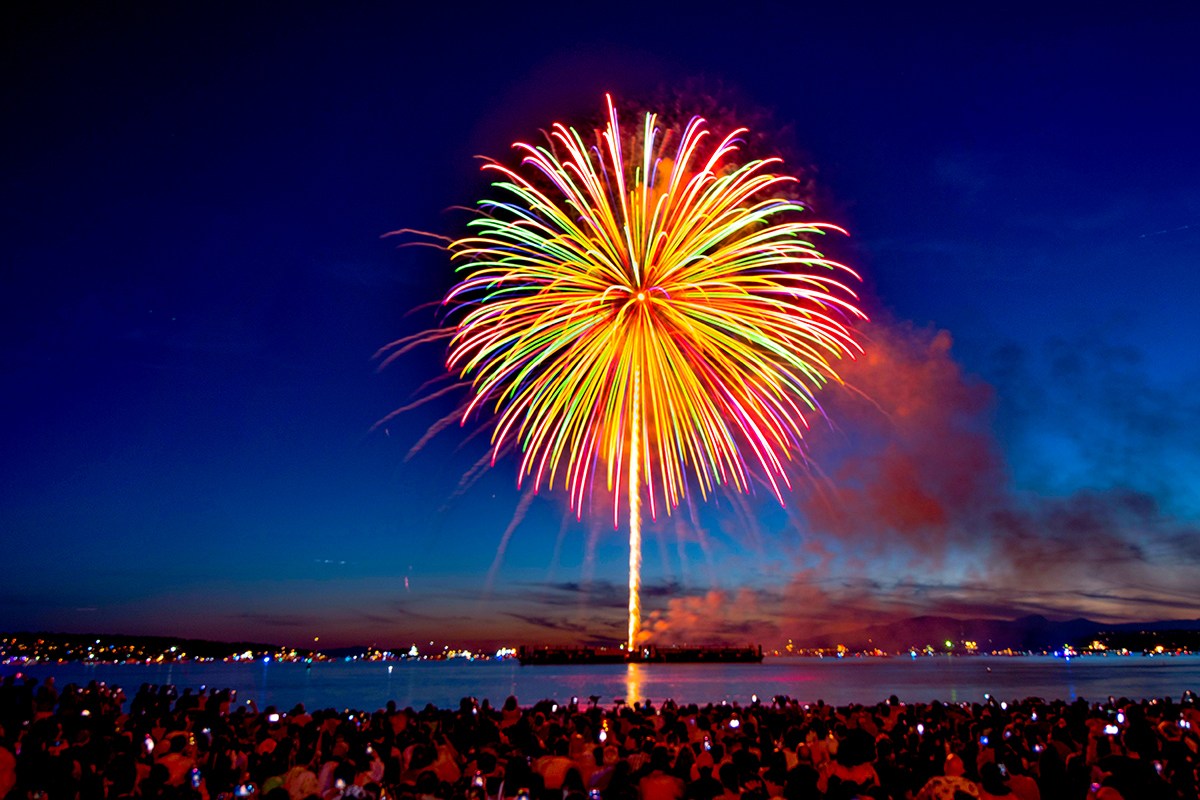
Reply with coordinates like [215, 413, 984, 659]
[5, 655, 1200, 712]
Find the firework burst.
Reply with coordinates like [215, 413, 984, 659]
[436, 96, 865, 649]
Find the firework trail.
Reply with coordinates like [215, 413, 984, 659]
[483, 485, 539, 596]
[434, 95, 865, 649]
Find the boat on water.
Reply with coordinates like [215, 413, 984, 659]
[517, 644, 764, 665]
[645, 645, 764, 663]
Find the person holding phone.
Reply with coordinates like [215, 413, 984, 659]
[977, 763, 1013, 799]
[157, 733, 197, 788]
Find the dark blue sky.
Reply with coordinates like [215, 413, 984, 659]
[3, 3, 1199, 649]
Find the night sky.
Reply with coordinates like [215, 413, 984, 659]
[4, 4, 1199, 649]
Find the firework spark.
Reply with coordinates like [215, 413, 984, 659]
[439, 95, 865, 649]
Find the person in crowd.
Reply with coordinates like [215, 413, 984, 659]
[637, 746, 685, 800]
[915, 754, 980, 799]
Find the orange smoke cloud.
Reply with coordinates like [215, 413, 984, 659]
[800, 321, 1005, 553]
[641, 587, 776, 646]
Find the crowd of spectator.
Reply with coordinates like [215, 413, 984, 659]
[1, 674, 1197, 800]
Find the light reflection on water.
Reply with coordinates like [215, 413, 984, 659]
[4, 656, 1197, 711]
[625, 663, 642, 706]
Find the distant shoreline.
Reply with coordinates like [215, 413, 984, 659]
[7, 650, 1200, 668]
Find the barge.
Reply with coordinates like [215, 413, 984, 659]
[517, 644, 763, 665]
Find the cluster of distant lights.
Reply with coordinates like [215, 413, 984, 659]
[4, 636, 1193, 666]
[0, 638, 217, 665]
[774, 638, 1195, 659]
[238, 644, 521, 664]
[0, 635, 523, 666]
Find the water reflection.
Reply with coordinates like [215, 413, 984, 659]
[8, 656, 1200, 711]
[625, 662, 642, 705]
[258, 658, 271, 707]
